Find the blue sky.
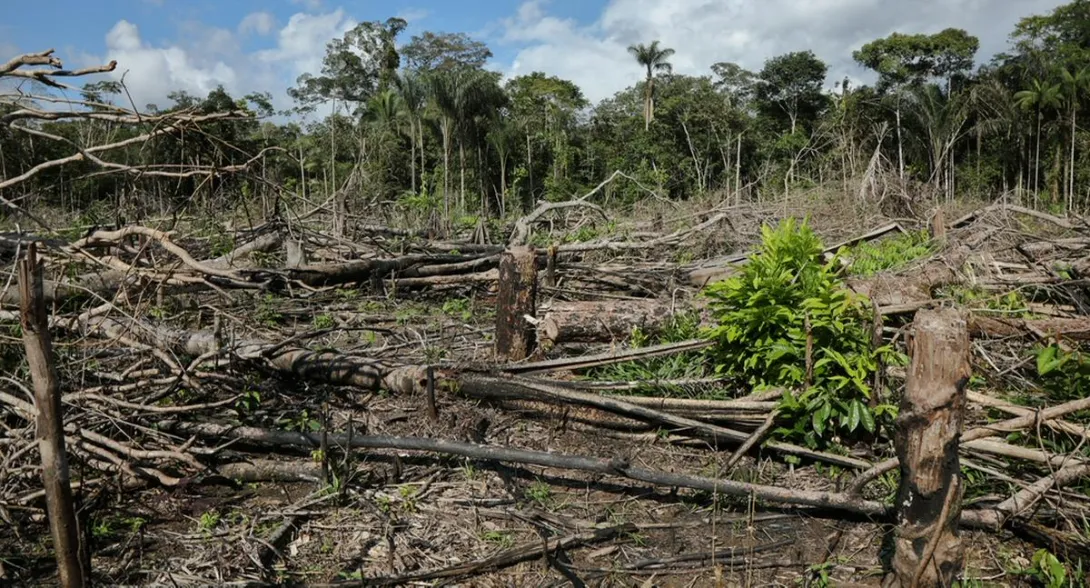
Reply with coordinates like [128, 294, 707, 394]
[2, 0, 1069, 115]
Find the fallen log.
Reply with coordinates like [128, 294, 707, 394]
[0, 311, 426, 395]
[457, 373, 870, 469]
[156, 420, 1049, 532]
[537, 300, 690, 346]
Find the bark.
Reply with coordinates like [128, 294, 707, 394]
[495, 247, 537, 361]
[884, 309, 970, 588]
[18, 243, 87, 587]
[537, 300, 685, 346]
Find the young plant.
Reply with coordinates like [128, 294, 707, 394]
[701, 218, 900, 449]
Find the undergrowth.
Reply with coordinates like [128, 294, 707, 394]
[843, 229, 934, 277]
[701, 218, 904, 449]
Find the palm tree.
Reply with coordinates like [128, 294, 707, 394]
[904, 83, 969, 200]
[627, 41, 675, 131]
[1060, 66, 1090, 211]
[395, 72, 427, 194]
[1015, 78, 1062, 199]
[487, 118, 517, 217]
[429, 68, 504, 217]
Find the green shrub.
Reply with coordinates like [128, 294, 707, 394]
[701, 218, 900, 449]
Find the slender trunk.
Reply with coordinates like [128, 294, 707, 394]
[735, 133, 743, 204]
[442, 123, 451, 220]
[419, 124, 426, 195]
[1070, 108, 1077, 214]
[478, 142, 486, 217]
[409, 120, 417, 194]
[896, 99, 904, 182]
[527, 132, 534, 211]
[459, 140, 466, 214]
[499, 155, 507, 218]
[644, 77, 652, 131]
[1034, 111, 1042, 201]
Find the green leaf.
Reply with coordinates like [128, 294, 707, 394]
[1037, 346, 1060, 376]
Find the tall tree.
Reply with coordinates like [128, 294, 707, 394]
[395, 71, 428, 194]
[288, 18, 408, 113]
[401, 32, 493, 72]
[755, 51, 829, 134]
[1060, 66, 1090, 209]
[1014, 78, 1063, 196]
[627, 41, 675, 131]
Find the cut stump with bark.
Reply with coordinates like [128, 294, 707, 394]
[18, 242, 87, 587]
[495, 246, 537, 361]
[884, 308, 970, 588]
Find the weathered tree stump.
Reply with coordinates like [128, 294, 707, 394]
[929, 207, 947, 243]
[884, 308, 970, 588]
[19, 243, 87, 587]
[495, 246, 537, 361]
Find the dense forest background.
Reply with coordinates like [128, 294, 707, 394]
[4, 0, 1090, 232]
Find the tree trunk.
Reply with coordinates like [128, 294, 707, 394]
[1070, 108, 1077, 213]
[896, 98, 905, 183]
[495, 247, 537, 361]
[409, 120, 417, 194]
[459, 141, 466, 214]
[499, 156, 507, 218]
[442, 124, 451, 221]
[883, 308, 969, 588]
[18, 243, 87, 588]
[1034, 110, 1042, 200]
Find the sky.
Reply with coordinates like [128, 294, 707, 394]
[1, 0, 1070, 116]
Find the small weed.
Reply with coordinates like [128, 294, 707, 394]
[441, 298, 473, 321]
[482, 530, 515, 548]
[525, 480, 552, 506]
[314, 313, 335, 330]
[335, 288, 359, 301]
[254, 294, 283, 327]
[198, 511, 220, 534]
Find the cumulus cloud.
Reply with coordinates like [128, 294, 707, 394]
[239, 12, 277, 36]
[81, 9, 354, 115]
[498, 0, 1068, 103]
[102, 20, 238, 108]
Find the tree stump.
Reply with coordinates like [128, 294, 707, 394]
[929, 207, 946, 243]
[884, 308, 970, 588]
[495, 246, 537, 361]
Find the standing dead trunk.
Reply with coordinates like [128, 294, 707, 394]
[495, 246, 537, 361]
[19, 242, 87, 587]
[884, 308, 970, 588]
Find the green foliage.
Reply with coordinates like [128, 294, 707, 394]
[1035, 344, 1090, 403]
[313, 313, 336, 330]
[702, 218, 901, 449]
[585, 311, 709, 393]
[844, 230, 935, 277]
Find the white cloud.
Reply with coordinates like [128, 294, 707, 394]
[498, 0, 1068, 103]
[255, 9, 356, 80]
[102, 20, 237, 108]
[81, 9, 354, 115]
[239, 12, 277, 36]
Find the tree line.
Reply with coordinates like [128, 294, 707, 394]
[2, 0, 1090, 230]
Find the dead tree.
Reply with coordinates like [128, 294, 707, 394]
[18, 243, 86, 587]
[495, 246, 537, 361]
[884, 308, 970, 588]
